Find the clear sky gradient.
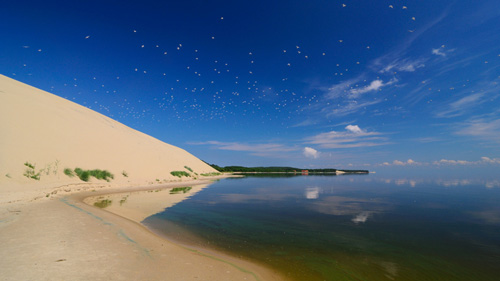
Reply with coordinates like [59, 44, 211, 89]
[2, 0, 500, 173]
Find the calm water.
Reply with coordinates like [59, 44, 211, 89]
[143, 175, 500, 281]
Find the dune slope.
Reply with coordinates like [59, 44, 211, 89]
[0, 74, 216, 188]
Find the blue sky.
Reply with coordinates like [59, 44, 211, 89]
[2, 0, 500, 172]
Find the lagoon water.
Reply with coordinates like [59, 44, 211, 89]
[143, 174, 500, 281]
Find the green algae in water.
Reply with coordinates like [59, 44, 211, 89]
[144, 176, 500, 281]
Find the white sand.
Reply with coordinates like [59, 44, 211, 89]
[0, 75, 285, 281]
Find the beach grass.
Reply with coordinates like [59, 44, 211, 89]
[170, 171, 191, 178]
[23, 162, 41, 180]
[201, 172, 222, 177]
[74, 168, 114, 182]
[64, 168, 75, 177]
[94, 199, 112, 208]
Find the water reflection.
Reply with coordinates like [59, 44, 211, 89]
[305, 187, 319, 199]
[352, 211, 371, 223]
[361, 177, 500, 189]
[146, 175, 500, 281]
[84, 184, 209, 223]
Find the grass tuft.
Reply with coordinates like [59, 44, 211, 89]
[201, 172, 222, 177]
[23, 162, 41, 180]
[170, 171, 191, 178]
[64, 168, 75, 177]
[184, 166, 193, 172]
[74, 168, 114, 182]
[94, 199, 112, 208]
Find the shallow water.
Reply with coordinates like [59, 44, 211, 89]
[143, 175, 500, 281]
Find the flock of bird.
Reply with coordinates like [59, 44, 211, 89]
[15, 3, 422, 126]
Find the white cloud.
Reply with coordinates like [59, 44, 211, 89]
[433, 159, 474, 165]
[392, 159, 420, 166]
[432, 157, 500, 165]
[351, 80, 383, 94]
[393, 160, 405, 166]
[481, 157, 500, 164]
[306, 125, 389, 149]
[377, 157, 500, 167]
[349, 79, 397, 97]
[303, 147, 320, 159]
[345, 124, 363, 134]
[323, 77, 396, 101]
[432, 48, 446, 57]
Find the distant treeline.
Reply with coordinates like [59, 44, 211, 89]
[208, 164, 368, 174]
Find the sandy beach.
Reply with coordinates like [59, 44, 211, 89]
[0, 75, 285, 281]
[1, 179, 286, 281]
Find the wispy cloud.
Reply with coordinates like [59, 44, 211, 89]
[435, 93, 487, 118]
[379, 58, 426, 73]
[455, 118, 500, 143]
[323, 100, 382, 117]
[325, 78, 361, 99]
[306, 125, 390, 149]
[189, 140, 297, 157]
[371, 10, 449, 71]
[431, 45, 456, 57]
[349, 79, 397, 97]
[432, 48, 446, 57]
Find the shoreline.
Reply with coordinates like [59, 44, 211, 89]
[0, 176, 286, 281]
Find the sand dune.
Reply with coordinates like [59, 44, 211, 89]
[0, 75, 284, 280]
[0, 74, 216, 192]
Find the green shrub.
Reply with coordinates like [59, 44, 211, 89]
[89, 169, 114, 181]
[74, 168, 113, 182]
[170, 171, 191, 178]
[64, 168, 74, 177]
[94, 199, 112, 208]
[201, 172, 222, 177]
[79, 171, 90, 182]
[184, 166, 193, 172]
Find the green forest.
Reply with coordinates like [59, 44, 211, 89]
[208, 164, 368, 174]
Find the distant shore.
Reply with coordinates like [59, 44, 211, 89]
[0, 176, 286, 281]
